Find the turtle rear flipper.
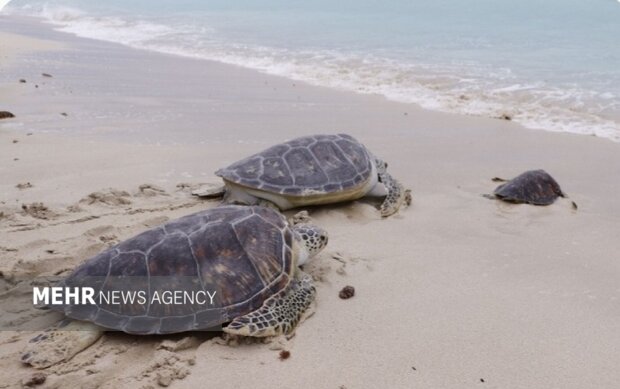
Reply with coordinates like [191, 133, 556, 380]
[21, 319, 104, 369]
[224, 271, 315, 337]
[191, 184, 226, 198]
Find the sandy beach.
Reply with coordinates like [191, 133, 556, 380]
[1, 15, 620, 389]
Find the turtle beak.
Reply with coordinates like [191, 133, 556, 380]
[318, 231, 328, 249]
[293, 224, 329, 258]
[309, 225, 329, 255]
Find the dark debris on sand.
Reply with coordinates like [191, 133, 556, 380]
[16, 182, 33, 190]
[22, 372, 46, 386]
[0, 111, 15, 119]
[21, 202, 55, 220]
[339, 286, 355, 299]
[279, 350, 291, 360]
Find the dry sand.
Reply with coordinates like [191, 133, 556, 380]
[1, 16, 620, 389]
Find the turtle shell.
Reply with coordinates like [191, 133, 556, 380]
[494, 169, 564, 205]
[216, 134, 374, 196]
[54, 205, 295, 334]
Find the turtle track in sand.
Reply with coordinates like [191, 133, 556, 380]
[0, 183, 209, 387]
[0, 183, 372, 388]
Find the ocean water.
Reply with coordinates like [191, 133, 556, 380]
[4, 0, 620, 141]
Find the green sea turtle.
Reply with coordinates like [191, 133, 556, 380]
[194, 134, 409, 217]
[491, 169, 568, 205]
[21, 205, 327, 369]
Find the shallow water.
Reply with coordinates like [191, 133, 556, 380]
[4, 0, 620, 141]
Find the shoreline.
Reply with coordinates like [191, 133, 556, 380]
[2, 15, 620, 389]
[4, 13, 620, 143]
[2, 15, 619, 146]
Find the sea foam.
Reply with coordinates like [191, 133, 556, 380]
[5, 2, 620, 142]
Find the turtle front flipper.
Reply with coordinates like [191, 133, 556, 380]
[224, 271, 316, 337]
[379, 171, 407, 217]
[21, 319, 104, 369]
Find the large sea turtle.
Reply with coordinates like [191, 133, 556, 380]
[194, 134, 409, 217]
[21, 205, 328, 369]
[491, 169, 568, 205]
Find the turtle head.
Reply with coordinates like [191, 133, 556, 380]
[293, 224, 328, 265]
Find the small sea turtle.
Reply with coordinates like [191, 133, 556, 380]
[491, 169, 567, 205]
[21, 205, 327, 369]
[194, 134, 409, 217]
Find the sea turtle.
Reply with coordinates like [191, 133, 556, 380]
[21, 205, 328, 369]
[491, 169, 567, 205]
[193, 134, 409, 217]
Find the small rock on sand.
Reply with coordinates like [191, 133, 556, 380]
[0, 111, 15, 119]
[339, 286, 355, 299]
[42, 73, 52, 78]
[22, 372, 46, 387]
